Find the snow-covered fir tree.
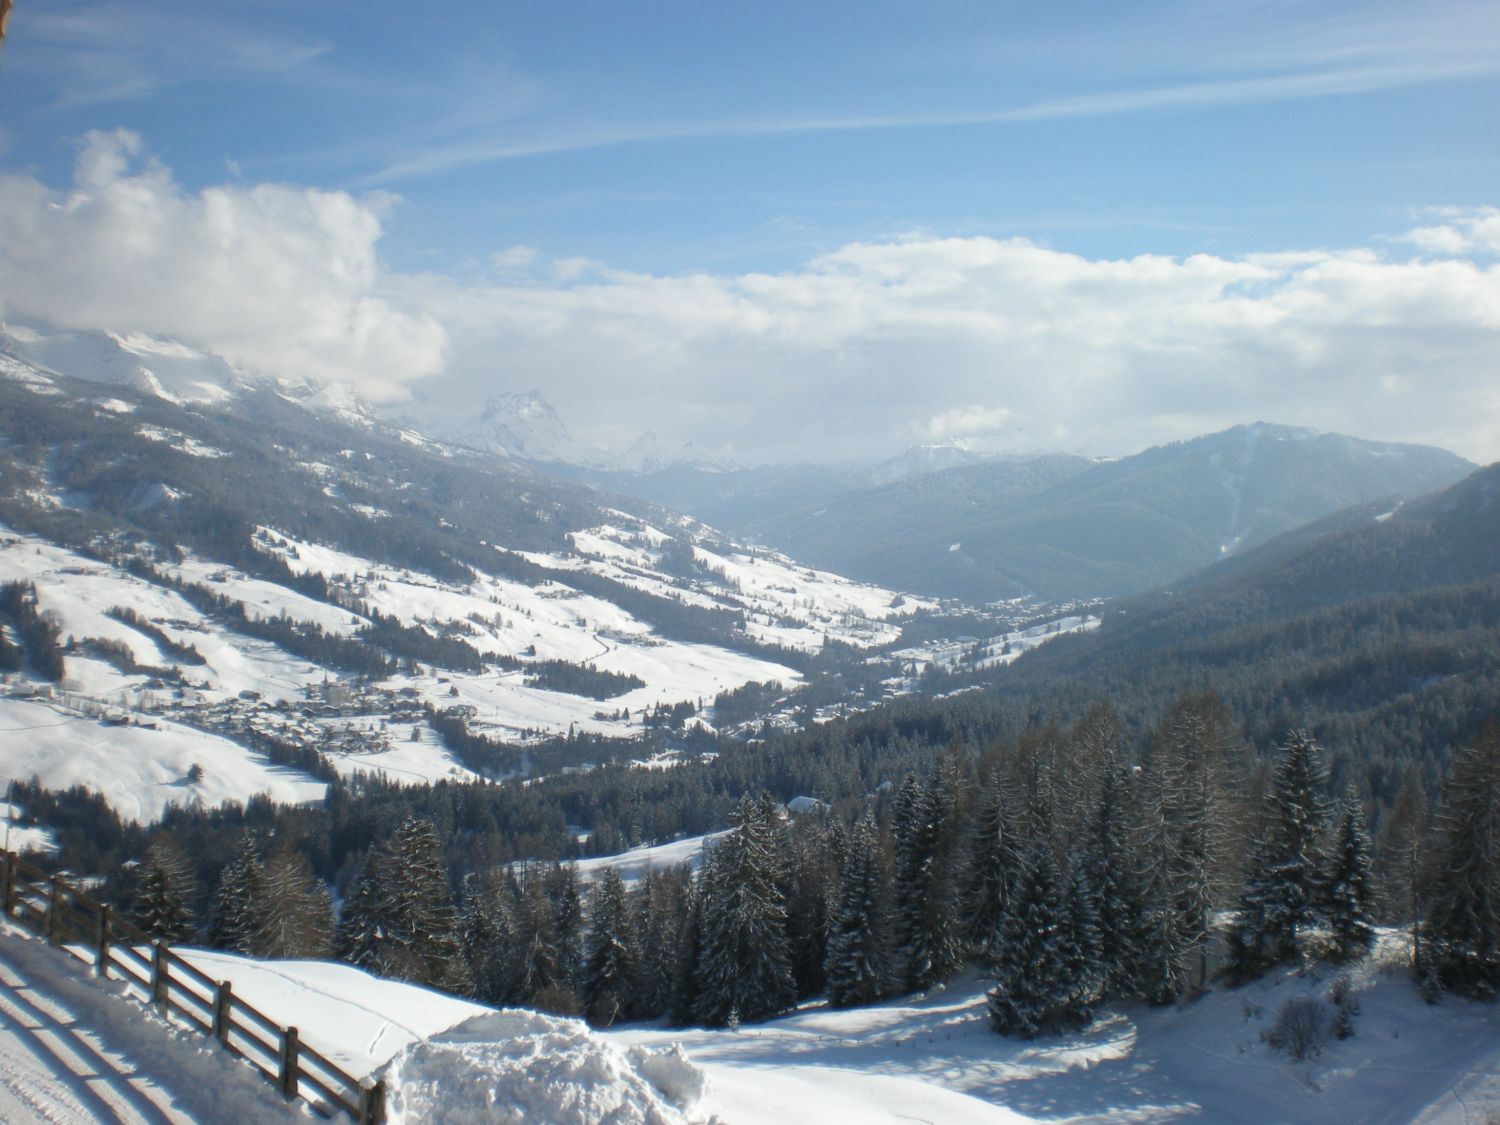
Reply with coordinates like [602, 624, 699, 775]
[460, 870, 520, 1005]
[546, 862, 585, 995]
[786, 814, 845, 999]
[1083, 748, 1146, 999]
[964, 758, 1020, 965]
[514, 865, 568, 1007]
[1226, 731, 1333, 977]
[632, 865, 691, 1019]
[1060, 860, 1105, 1023]
[1324, 797, 1376, 964]
[987, 842, 1072, 1038]
[668, 874, 703, 1026]
[1419, 725, 1500, 998]
[825, 811, 893, 1008]
[334, 842, 387, 971]
[582, 867, 636, 1026]
[694, 794, 795, 1026]
[892, 766, 966, 992]
[336, 818, 467, 992]
[207, 831, 263, 952]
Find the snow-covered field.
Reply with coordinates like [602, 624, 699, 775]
[573, 831, 726, 886]
[617, 937, 1500, 1124]
[522, 518, 933, 654]
[8, 921, 1498, 1125]
[0, 698, 326, 824]
[888, 613, 1101, 682]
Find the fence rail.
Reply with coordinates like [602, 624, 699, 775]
[0, 849, 385, 1124]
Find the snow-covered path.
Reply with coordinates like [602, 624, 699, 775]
[0, 926, 297, 1124]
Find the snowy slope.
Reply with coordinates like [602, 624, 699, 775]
[616, 938, 1500, 1124]
[0, 925, 298, 1124]
[14, 914, 1496, 1124]
[162, 949, 709, 1124]
[0, 698, 326, 824]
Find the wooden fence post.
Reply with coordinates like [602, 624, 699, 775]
[360, 1079, 386, 1125]
[95, 906, 111, 978]
[0, 853, 11, 917]
[152, 941, 169, 1011]
[214, 981, 233, 1045]
[47, 875, 62, 945]
[280, 1026, 300, 1100]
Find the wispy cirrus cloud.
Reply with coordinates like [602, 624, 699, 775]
[24, 2, 330, 106]
[365, 56, 1498, 184]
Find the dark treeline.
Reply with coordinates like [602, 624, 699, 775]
[20, 696, 1500, 1037]
[523, 660, 645, 700]
[0, 581, 66, 680]
[106, 606, 207, 665]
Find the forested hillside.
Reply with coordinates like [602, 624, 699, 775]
[747, 424, 1474, 601]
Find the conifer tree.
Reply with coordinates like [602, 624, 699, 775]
[1375, 764, 1429, 960]
[965, 759, 1019, 964]
[987, 843, 1069, 1038]
[1133, 743, 1197, 1004]
[825, 812, 892, 1007]
[668, 875, 703, 1027]
[1324, 798, 1376, 964]
[208, 832, 263, 952]
[513, 865, 566, 1005]
[694, 795, 794, 1026]
[1419, 725, 1500, 998]
[1226, 731, 1332, 977]
[785, 815, 843, 1000]
[582, 867, 636, 1026]
[1061, 861, 1105, 1022]
[546, 863, 585, 994]
[251, 840, 333, 959]
[460, 871, 520, 1004]
[379, 818, 467, 991]
[1083, 750, 1146, 999]
[632, 865, 689, 1019]
[335, 842, 388, 971]
[135, 835, 199, 943]
[892, 767, 965, 992]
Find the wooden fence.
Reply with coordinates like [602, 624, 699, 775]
[0, 849, 385, 1124]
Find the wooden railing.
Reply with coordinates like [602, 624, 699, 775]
[0, 849, 385, 1123]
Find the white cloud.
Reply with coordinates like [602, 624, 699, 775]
[3, 132, 1498, 464]
[491, 245, 539, 270]
[1404, 207, 1500, 256]
[917, 406, 1014, 443]
[408, 231, 1500, 464]
[0, 130, 445, 398]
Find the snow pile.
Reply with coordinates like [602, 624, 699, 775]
[381, 1008, 709, 1125]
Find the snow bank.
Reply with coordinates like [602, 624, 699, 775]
[381, 1008, 709, 1125]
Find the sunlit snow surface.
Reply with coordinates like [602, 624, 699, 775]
[0, 698, 326, 824]
[15, 924, 1494, 1125]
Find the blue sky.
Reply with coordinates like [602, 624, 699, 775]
[1, 1, 1498, 462]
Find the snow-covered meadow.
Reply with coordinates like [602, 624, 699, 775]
[6, 920, 1497, 1125]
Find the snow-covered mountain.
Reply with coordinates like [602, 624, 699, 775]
[386, 388, 578, 462]
[1, 322, 249, 405]
[0, 337, 1044, 823]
